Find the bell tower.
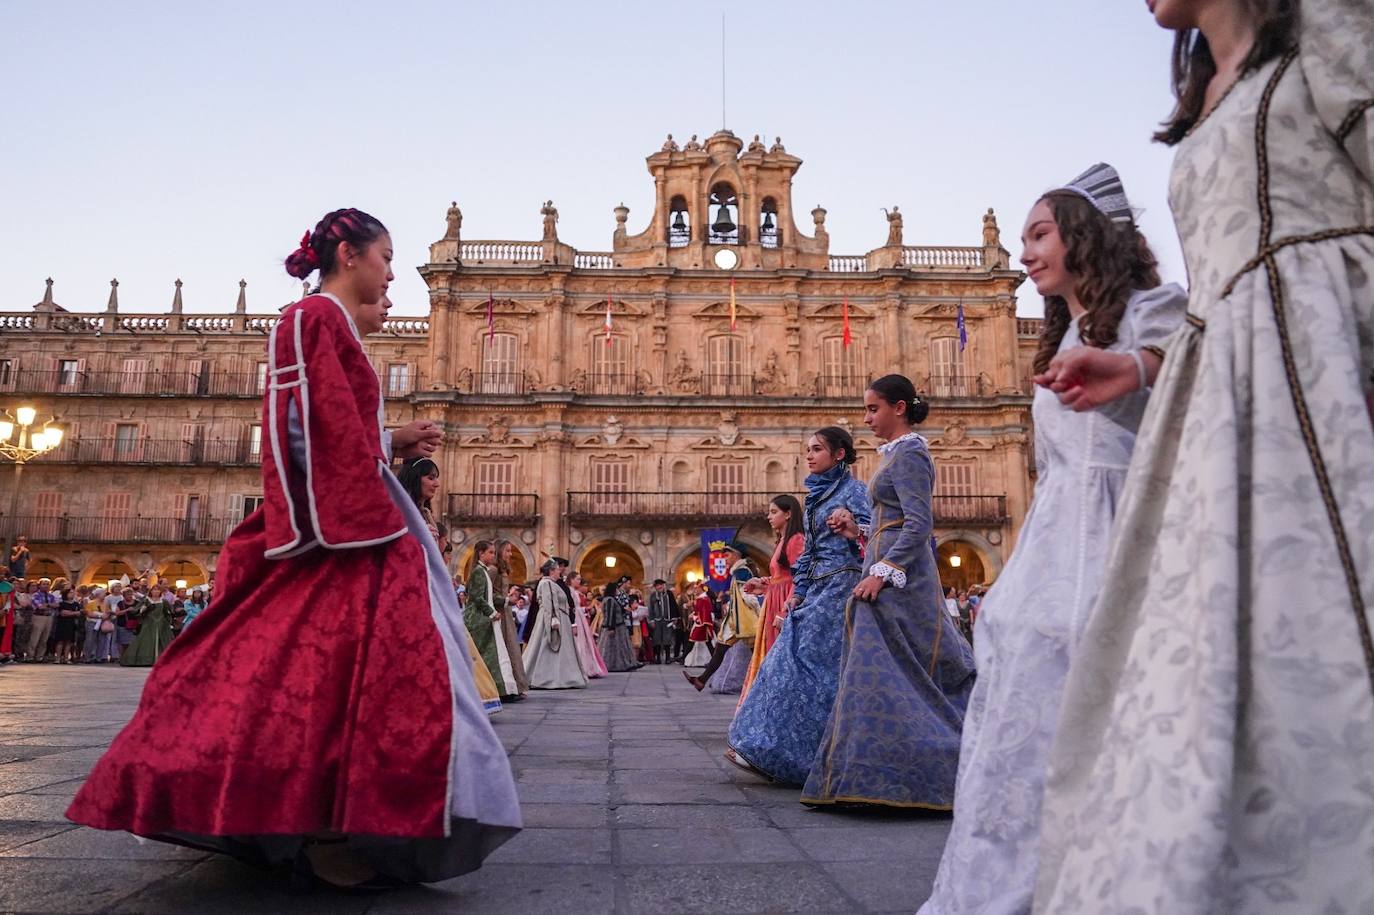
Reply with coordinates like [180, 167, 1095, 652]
[611, 129, 830, 270]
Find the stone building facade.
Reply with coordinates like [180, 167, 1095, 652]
[0, 130, 1039, 592]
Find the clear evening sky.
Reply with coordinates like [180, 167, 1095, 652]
[2, 1, 1184, 318]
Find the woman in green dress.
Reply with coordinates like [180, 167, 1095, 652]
[120, 585, 173, 667]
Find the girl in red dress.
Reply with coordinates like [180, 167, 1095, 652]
[66, 209, 521, 887]
[737, 494, 806, 705]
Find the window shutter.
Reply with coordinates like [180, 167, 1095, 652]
[122, 358, 149, 394]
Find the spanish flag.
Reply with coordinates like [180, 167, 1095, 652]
[843, 295, 853, 348]
[729, 278, 737, 331]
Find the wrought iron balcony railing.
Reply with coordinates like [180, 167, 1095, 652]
[446, 493, 540, 525]
[700, 373, 755, 396]
[460, 371, 527, 395]
[7, 368, 269, 398]
[35, 438, 261, 466]
[919, 372, 993, 399]
[0, 515, 236, 545]
[932, 495, 1009, 526]
[566, 490, 775, 525]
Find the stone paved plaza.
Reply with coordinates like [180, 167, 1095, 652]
[0, 662, 949, 914]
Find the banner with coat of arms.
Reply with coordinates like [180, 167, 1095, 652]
[700, 527, 738, 593]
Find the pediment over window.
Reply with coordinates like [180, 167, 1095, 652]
[692, 300, 761, 321]
[575, 298, 647, 317]
[462, 297, 541, 316]
[807, 300, 876, 320]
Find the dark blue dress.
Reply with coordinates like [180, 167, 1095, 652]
[728, 463, 872, 784]
[801, 432, 975, 808]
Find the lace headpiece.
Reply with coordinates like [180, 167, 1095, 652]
[1057, 162, 1134, 224]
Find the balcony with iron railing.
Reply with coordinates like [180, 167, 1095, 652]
[579, 373, 642, 396]
[34, 438, 261, 466]
[700, 373, 755, 397]
[932, 495, 1009, 526]
[458, 371, 527, 396]
[918, 372, 994, 399]
[4, 368, 268, 398]
[446, 493, 540, 526]
[567, 491, 775, 525]
[0, 515, 237, 545]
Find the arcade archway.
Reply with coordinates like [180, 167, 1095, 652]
[937, 539, 990, 591]
[458, 539, 529, 586]
[577, 540, 645, 591]
[79, 557, 139, 587]
[157, 558, 209, 589]
[25, 557, 68, 582]
[667, 538, 773, 595]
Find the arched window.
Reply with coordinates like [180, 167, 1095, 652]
[708, 183, 739, 245]
[705, 335, 747, 395]
[928, 336, 967, 397]
[480, 332, 521, 394]
[760, 197, 780, 248]
[668, 195, 690, 248]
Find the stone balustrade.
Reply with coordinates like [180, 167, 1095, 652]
[459, 241, 544, 263]
[902, 246, 984, 268]
[828, 255, 869, 273]
[573, 252, 616, 269]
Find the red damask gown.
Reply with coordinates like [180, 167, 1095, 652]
[66, 294, 520, 881]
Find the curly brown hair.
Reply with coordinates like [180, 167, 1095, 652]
[1030, 192, 1163, 376]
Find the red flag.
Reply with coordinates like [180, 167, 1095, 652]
[486, 290, 494, 342]
[842, 295, 853, 348]
[604, 293, 613, 345]
[729, 278, 737, 331]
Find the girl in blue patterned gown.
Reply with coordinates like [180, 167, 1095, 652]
[727, 427, 871, 785]
[802, 375, 975, 809]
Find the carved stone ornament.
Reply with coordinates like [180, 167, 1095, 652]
[755, 350, 784, 394]
[603, 415, 624, 446]
[521, 529, 538, 545]
[668, 349, 698, 394]
[944, 419, 967, 445]
[718, 412, 740, 447]
[487, 417, 510, 443]
[638, 530, 653, 546]
[569, 529, 584, 545]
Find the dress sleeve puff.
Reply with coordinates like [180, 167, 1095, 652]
[868, 442, 934, 590]
[1119, 283, 1188, 358]
[1300, 0, 1374, 185]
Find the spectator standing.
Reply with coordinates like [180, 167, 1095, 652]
[26, 578, 59, 662]
[53, 587, 82, 663]
[9, 537, 30, 579]
[12, 581, 35, 662]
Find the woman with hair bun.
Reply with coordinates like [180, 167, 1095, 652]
[725, 428, 870, 784]
[801, 374, 976, 810]
[67, 209, 520, 888]
[920, 168, 1184, 914]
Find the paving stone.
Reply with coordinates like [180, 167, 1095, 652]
[0, 822, 79, 853]
[614, 782, 750, 805]
[617, 826, 803, 866]
[516, 803, 609, 829]
[822, 860, 939, 912]
[1, 825, 210, 860]
[486, 826, 611, 865]
[786, 822, 953, 863]
[612, 803, 771, 830]
[617, 863, 855, 914]
[0, 857, 189, 913]
[369, 864, 616, 915]
[0, 791, 76, 821]
[110, 858, 371, 914]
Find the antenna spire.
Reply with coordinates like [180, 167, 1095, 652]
[721, 13, 727, 129]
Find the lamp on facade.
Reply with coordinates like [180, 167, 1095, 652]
[605, 555, 617, 569]
[175, 579, 188, 590]
[949, 555, 962, 568]
[685, 571, 699, 584]
[1, 405, 63, 565]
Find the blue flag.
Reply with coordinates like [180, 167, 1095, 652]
[956, 301, 967, 352]
[701, 527, 738, 593]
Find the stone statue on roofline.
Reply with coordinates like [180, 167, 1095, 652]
[444, 201, 462, 240]
[884, 206, 903, 246]
[541, 200, 559, 241]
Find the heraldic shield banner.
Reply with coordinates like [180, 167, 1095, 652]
[700, 527, 738, 593]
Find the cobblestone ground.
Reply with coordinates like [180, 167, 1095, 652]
[0, 661, 949, 914]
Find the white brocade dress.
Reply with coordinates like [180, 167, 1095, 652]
[1035, 2, 1374, 912]
[919, 286, 1185, 915]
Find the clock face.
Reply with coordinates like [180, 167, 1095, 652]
[713, 248, 739, 270]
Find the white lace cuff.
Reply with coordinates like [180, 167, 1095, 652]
[858, 520, 872, 538]
[868, 561, 907, 589]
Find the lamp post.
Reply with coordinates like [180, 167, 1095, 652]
[0, 406, 63, 567]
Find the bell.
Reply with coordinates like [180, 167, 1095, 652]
[761, 211, 776, 232]
[712, 205, 736, 236]
[671, 210, 687, 232]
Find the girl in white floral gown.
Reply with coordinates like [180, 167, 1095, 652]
[920, 166, 1185, 915]
[1033, 1, 1374, 912]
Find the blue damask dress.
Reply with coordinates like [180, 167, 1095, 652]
[728, 462, 872, 785]
[801, 432, 975, 808]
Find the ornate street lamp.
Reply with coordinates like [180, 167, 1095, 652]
[1, 405, 64, 565]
